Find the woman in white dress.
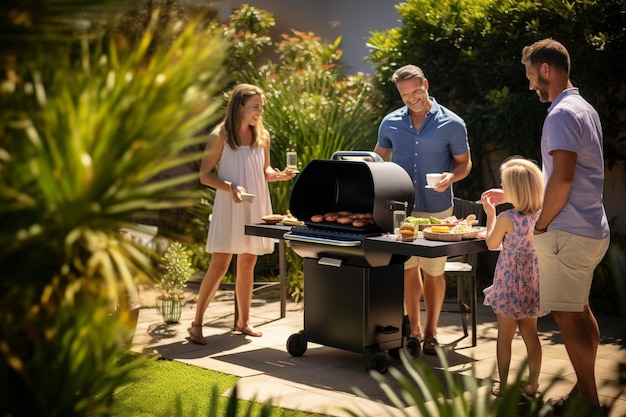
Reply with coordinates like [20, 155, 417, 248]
[188, 84, 296, 344]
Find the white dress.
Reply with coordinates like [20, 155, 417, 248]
[205, 143, 275, 255]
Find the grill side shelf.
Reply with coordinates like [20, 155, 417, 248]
[283, 232, 361, 247]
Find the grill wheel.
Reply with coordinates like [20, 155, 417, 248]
[363, 348, 389, 373]
[286, 331, 308, 357]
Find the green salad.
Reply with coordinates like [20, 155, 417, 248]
[405, 216, 442, 225]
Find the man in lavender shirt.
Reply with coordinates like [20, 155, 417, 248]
[522, 39, 610, 411]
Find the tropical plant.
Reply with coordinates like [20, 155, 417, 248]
[0, 1, 227, 414]
[346, 349, 616, 417]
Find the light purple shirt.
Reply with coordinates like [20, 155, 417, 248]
[541, 88, 609, 239]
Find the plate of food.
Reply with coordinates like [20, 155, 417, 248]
[262, 214, 285, 225]
[422, 225, 480, 241]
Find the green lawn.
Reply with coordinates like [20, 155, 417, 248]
[110, 353, 327, 417]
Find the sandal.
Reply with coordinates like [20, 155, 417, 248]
[522, 383, 540, 398]
[491, 382, 501, 397]
[235, 324, 263, 337]
[187, 322, 207, 345]
[422, 336, 439, 355]
[548, 395, 570, 416]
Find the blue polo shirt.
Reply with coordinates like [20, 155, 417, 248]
[377, 97, 469, 212]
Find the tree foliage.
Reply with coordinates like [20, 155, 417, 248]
[366, 0, 626, 196]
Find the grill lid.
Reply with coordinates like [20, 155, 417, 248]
[289, 159, 414, 233]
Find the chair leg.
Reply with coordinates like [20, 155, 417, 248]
[457, 276, 469, 337]
[470, 276, 477, 347]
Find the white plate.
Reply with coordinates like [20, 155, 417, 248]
[241, 193, 255, 202]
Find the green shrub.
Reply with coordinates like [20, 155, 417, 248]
[366, 0, 626, 197]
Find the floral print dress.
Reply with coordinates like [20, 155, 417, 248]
[483, 209, 549, 319]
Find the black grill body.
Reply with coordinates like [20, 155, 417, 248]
[287, 159, 414, 268]
[289, 159, 414, 234]
[303, 259, 403, 353]
[284, 158, 419, 372]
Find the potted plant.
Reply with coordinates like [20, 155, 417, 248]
[156, 241, 195, 324]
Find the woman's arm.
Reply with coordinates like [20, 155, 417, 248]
[199, 129, 245, 202]
[262, 131, 296, 182]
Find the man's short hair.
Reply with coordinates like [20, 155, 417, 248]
[391, 65, 426, 84]
[521, 38, 570, 74]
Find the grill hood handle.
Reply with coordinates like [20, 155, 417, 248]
[331, 151, 383, 162]
[386, 200, 409, 212]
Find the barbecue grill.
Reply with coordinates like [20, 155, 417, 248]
[283, 153, 421, 372]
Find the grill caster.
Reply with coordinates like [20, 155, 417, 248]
[389, 336, 421, 360]
[404, 336, 421, 359]
[364, 348, 389, 373]
[287, 331, 308, 357]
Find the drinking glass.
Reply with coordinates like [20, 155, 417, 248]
[286, 151, 297, 170]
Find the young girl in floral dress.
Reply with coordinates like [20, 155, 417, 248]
[481, 157, 549, 397]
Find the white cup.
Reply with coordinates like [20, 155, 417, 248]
[426, 173, 442, 188]
[286, 151, 297, 170]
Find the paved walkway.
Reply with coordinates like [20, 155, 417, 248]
[131, 282, 625, 417]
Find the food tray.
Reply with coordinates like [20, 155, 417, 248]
[422, 227, 479, 241]
[418, 222, 457, 230]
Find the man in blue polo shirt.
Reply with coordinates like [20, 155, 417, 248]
[374, 65, 472, 355]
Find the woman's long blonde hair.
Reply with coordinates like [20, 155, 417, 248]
[221, 83, 266, 150]
[500, 157, 544, 214]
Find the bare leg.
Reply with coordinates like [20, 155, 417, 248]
[552, 306, 599, 405]
[191, 252, 233, 338]
[422, 271, 446, 339]
[495, 315, 517, 390]
[404, 266, 423, 337]
[518, 317, 542, 395]
[234, 253, 258, 329]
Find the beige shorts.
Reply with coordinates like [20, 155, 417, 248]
[534, 230, 609, 312]
[404, 207, 454, 275]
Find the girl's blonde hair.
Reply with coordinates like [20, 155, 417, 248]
[221, 83, 266, 150]
[500, 157, 544, 214]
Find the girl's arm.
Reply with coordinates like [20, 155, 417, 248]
[485, 212, 512, 251]
[482, 191, 512, 250]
